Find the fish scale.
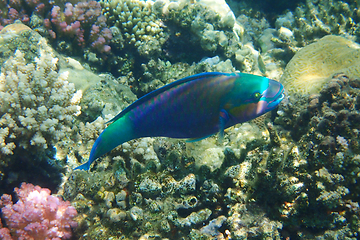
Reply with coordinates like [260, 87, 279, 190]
[75, 72, 284, 171]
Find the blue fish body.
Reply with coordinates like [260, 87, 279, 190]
[75, 72, 284, 170]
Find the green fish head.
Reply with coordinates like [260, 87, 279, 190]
[226, 74, 284, 122]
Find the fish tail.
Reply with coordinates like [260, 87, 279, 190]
[73, 160, 91, 171]
[74, 116, 135, 171]
[73, 135, 104, 171]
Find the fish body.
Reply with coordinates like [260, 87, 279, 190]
[75, 72, 284, 170]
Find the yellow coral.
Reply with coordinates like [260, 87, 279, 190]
[280, 35, 360, 95]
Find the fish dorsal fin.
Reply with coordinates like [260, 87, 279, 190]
[108, 72, 231, 123]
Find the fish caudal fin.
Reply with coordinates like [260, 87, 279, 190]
[74, 161, 91, 171]
[74, 116, 135, 171]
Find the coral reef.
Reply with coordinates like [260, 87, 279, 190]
[132, 56, 237, 96]
[280, 35, 360, 95]
[0, 0, 286, 88]
[227, 202, 282, 239]
[0, 0, 113, 72]
[289, 0, 359, 43]
[266, 74, 360, 237]
[0, 0, 113, 54]
[0, 0, 49, 30]
[0, 21, 56, 69]
[2, 0, 360, 239]
[61, 120, 273, 239]
[160, 0, 238, 61]
[0, 182, 77, 239]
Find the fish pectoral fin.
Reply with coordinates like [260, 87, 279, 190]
[186, 134, 214, 142]
[218, 109, 230, 143]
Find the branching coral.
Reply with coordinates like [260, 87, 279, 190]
[46, 1, 112, 54]
[101, 0, 166, 57]
[0, 49, 81, 158]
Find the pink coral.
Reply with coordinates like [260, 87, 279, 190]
[0, 0, 112, 54]
[47, 0, 112, 51]
[0, 218, 12, 240]
[0, 183, 78, 240]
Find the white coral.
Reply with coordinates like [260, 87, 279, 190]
[0, 50, 81, 155]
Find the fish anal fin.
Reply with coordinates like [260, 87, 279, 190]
[186, 134, 214, 143]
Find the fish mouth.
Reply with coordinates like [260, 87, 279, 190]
[268, 88, 285, 110]
[257, 80, 285, 114]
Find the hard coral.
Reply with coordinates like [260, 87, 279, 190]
[0, 49, 81, 161]
[0, 182, 77, 239]
[101, 0, 165, 57]
[280, 35, 360, 95]
[47, 1, 112, 54]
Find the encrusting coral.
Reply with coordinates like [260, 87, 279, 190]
[280, 35, 360, 95]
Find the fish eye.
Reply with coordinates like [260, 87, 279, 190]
[254, 92, 261, 100]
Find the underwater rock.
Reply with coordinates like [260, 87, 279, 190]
[138, 177, 162, 197]
[200, 215, 227, 237]
[115, 190, 127, 209]
[265, 73, 360, 237]
[161, 0, 240, 36]
[197, 0, 236, 28]
[107, 208, 126, 222]
[169, 208, 212, 228]
[227, 203, 282, 239]
[0, 22, 55, 67]
[78, 73, 137, 122]
[175, 173, 196, 195]
[195, 147, 225, 172]
[130, 206, 144, 221]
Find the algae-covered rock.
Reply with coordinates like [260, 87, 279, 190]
[0, 21, 55, 66]
[269, 73, 360, 237]
[280, 35, 360, 95]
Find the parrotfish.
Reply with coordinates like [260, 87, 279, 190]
[75, 72, 284, 170]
